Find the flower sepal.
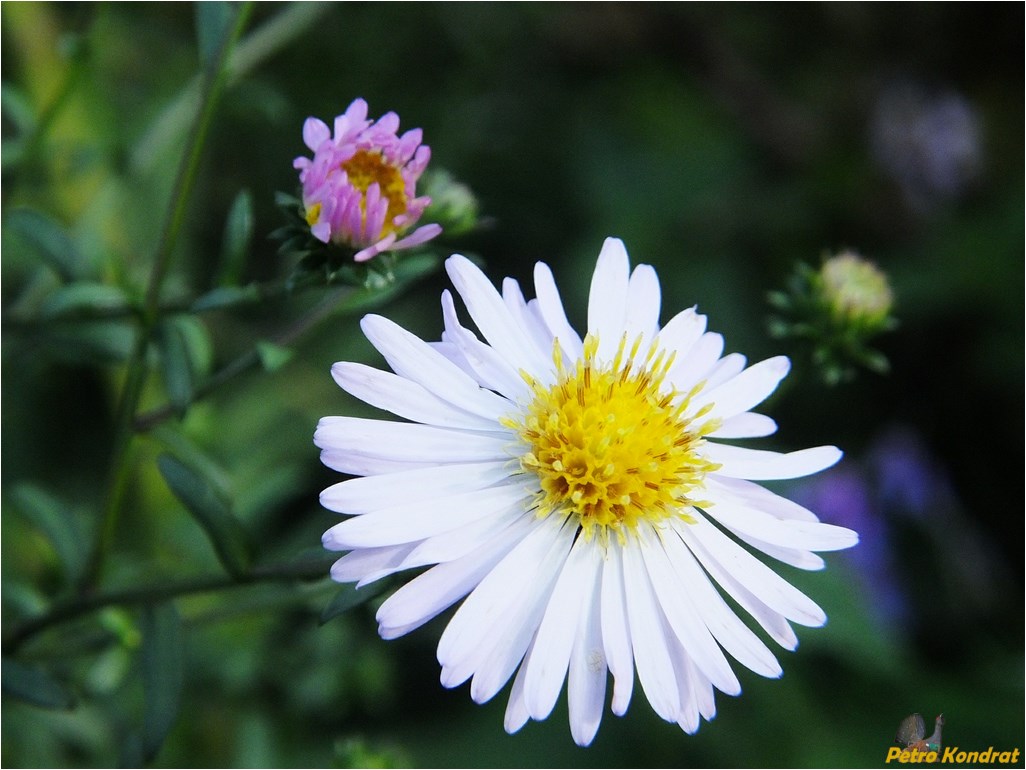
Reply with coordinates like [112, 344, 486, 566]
[768, 253, 897, 385]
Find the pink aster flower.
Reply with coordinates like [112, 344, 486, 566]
[293, 98, 442, 262]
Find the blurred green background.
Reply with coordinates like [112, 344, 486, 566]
[2, 3, 1022, 767]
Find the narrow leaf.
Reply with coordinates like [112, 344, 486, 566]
[195, 2, 234, 66]
[140, 604, 184, 762]
[217, 189, 254, 286]
[157, 317, 213, 411]
[320, 581, 389, 625]
[4, 208, 85, 280]
[1, 659, 75, 710]
[156, 320, 195, 411]
[39, 282, 132, 319]
[11, 483, 87, 584]
[191, 284, 260, 312]
[44, 320, 136, 364]
[156, 454, 253, 578]
[255, 341, 293, 372]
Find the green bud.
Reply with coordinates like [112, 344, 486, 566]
[818, 251, 894, 328]
[421, 169, 480, 237]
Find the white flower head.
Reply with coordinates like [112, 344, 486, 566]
[315, 238, 858, 746]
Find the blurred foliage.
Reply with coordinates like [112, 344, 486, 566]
[2, 2, 1022, 768]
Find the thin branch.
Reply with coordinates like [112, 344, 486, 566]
[3, 555, 336, 655]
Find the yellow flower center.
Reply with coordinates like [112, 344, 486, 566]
[340, 149, 409, 235]
[507, 335, 721, 539]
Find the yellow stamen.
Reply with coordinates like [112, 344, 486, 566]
[339, 149, 409, 234]
[510, 334, 720, 539]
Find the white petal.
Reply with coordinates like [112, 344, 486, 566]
[320, 461, 513, 514]
[323, 484, 529, 549]
[533, 262, 583, 361]
[708, 476, 822, 522]
[445, 255, 551, 375]
[465, 524, 577, 703]
[399, 503, 527, 569]
[703, 352, 747, 390]
[680, 514, 826, 627]
[567, 551, 606, 747]
[710, 412, 778, 439]
[655, 306, 706, 360]
[669, 332, 724, 392]
[440, 290, 533, 401]
[624, 264, 661, 344]
[331, 362, 500, 431]
[672, 519, 799, 650]
[329, 543, 416, 581]
[375, 516, 532, 639]
[503, 641, 535, 735]
[638, 527, 741, 695]
[703, 444, 843, 480]
[702, 496, 858, 553]
[587, 238, 630, 363]
[657, 527, 782, 678]
[600, 544, 634, 716]
[672, 639, 701, 735]
[524, 536, 600, 721]
[315, 416, 510, 464]
[359, 314, 511, 420]
[436, 516, 569, 684]
[693, 356, 790, 421]
[688, 652, 718, 724]
[621, 541, 680, 722]
[729, 534, 826, 570]
[503, 277, 553, 357]
[318, 450, 434, 476]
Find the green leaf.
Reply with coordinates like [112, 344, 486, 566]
[150, 425, 232, 494]
[320, 581, 389, 625]
[255, 341, 293, 372]
[332, 252, 441, 316]
[195, 2, 235, 66]
[43, 320, 136, 365]
[156, 454, 253, 578]
[5, 208, 85, 280]
[156, 320, 194, 411]
[156, 317, 213, 411]
[217, 189, 254, 286]
[11, 483, 87, 585]
[140, 604, 184, 762]
[1, 659, 75, 710]
[38, 282, 132, 319]
[190, 284, 260, 312]
[1, 83, 37, 135]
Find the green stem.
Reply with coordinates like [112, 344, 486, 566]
[3, 555, 336, 655]
[80, 4, 253, 593]
[1, 271, 323, 330]
[133, 285, 350, 432]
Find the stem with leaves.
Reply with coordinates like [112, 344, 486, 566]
[81, 4, 254, 593]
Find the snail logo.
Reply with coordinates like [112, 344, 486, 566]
[885, 713, 1022, 765]
[897, 713, 945, 753]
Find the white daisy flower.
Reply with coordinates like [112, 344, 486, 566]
[315, 237, 858, 746]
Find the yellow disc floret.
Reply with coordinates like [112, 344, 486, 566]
[507, 334, 721, 539]
[340, 149, 409, 235]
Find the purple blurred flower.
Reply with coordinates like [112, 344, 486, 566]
[870, 83, 983, 211]
[797, 462, 909, 628]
